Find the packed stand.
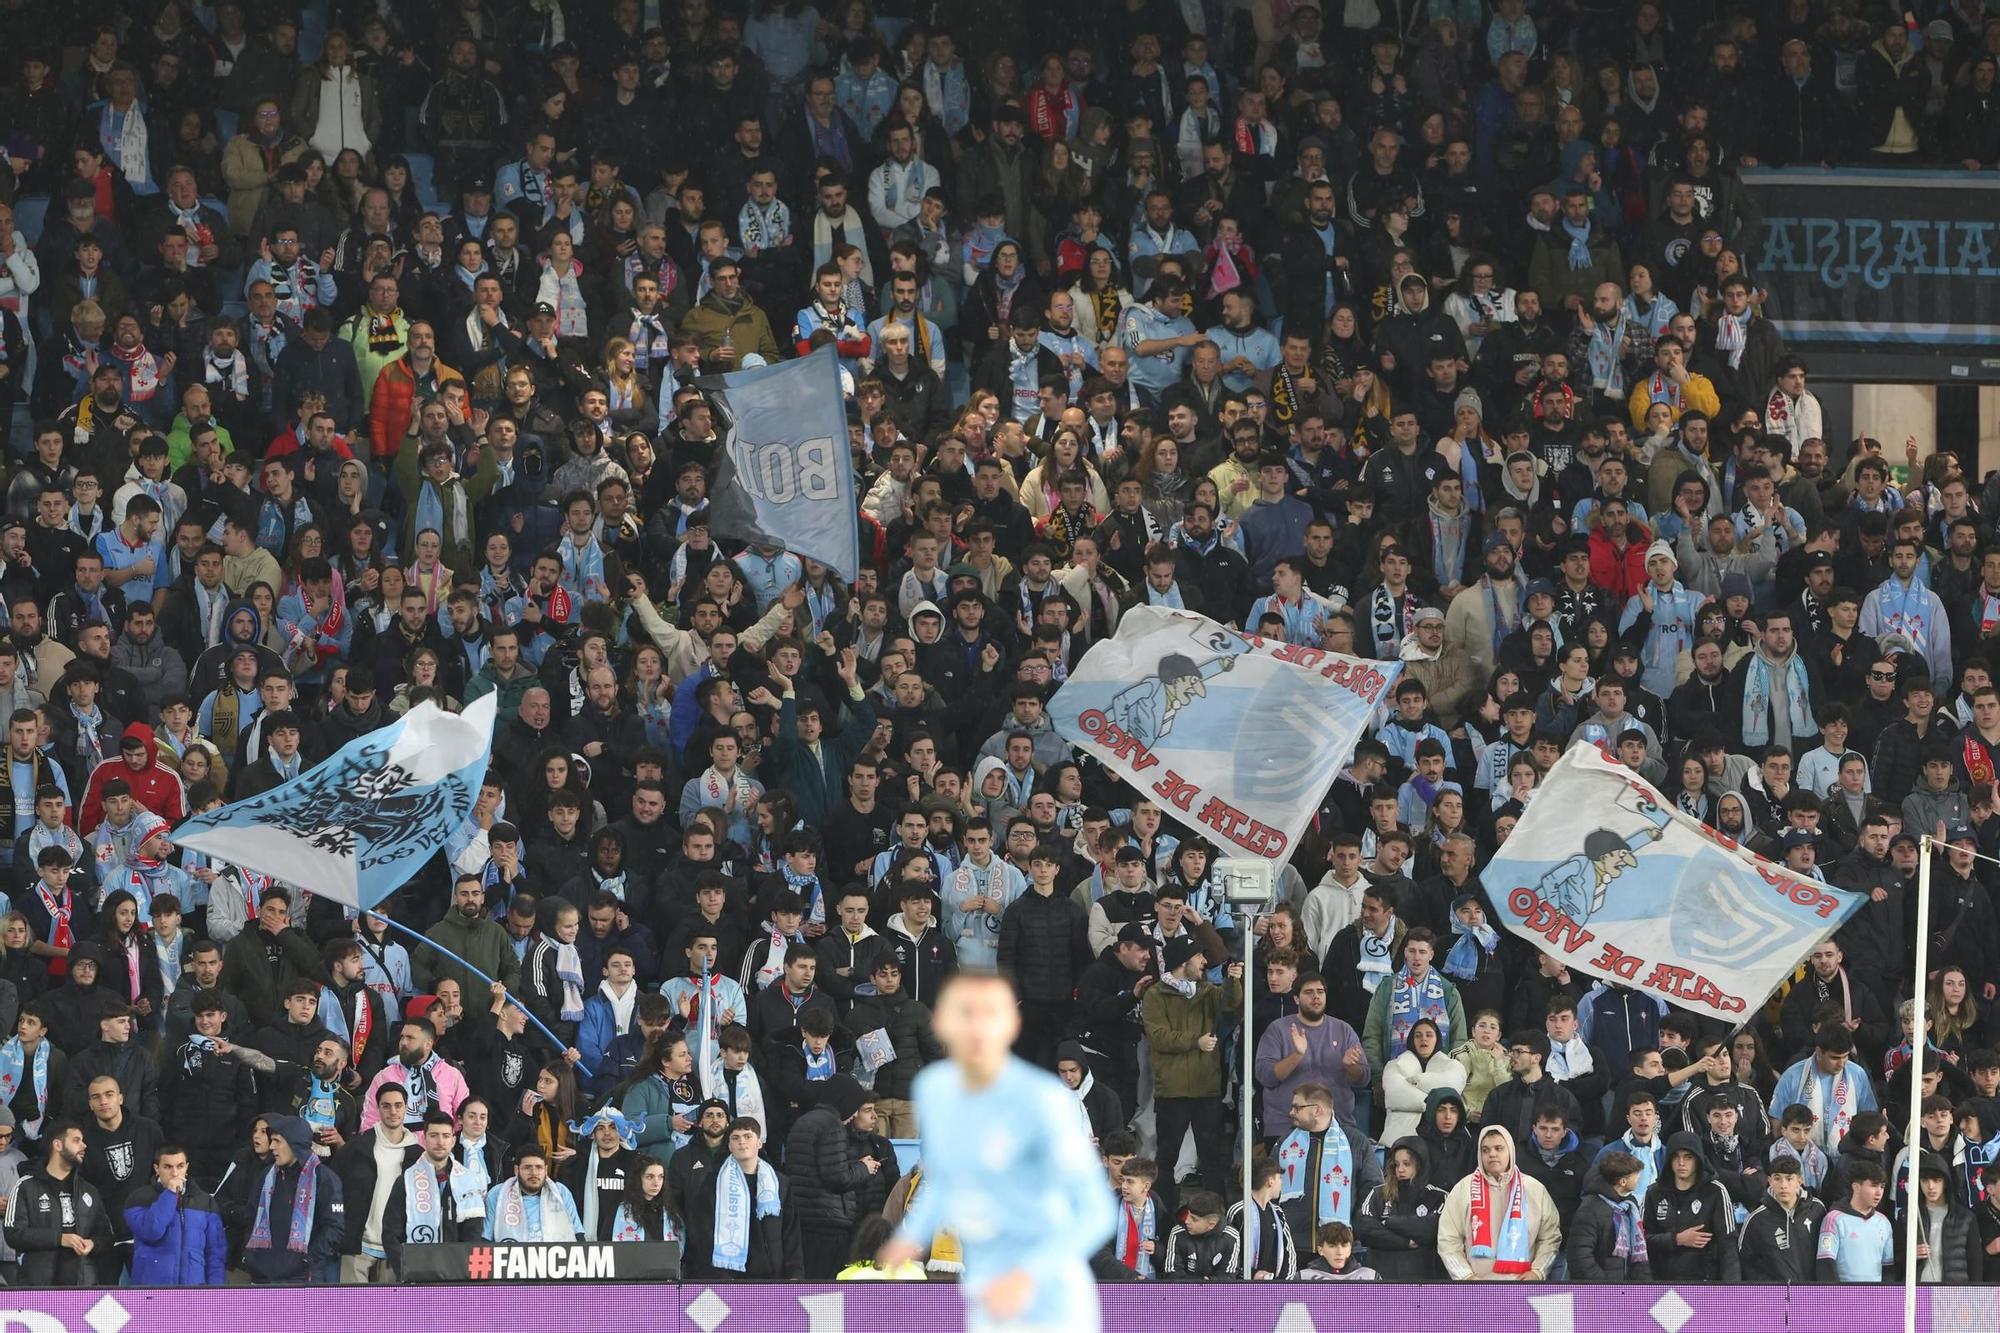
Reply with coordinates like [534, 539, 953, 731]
[0, 0, 1991, 1290]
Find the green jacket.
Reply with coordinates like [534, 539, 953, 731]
[1141, 973, 1243, 1100]
[1362, 971, 1468, 1077]
[419, 910, 520, 999]
[393, 434, 501, 573]
[678, 293, 782, 367]
[463, 659, 539, 717]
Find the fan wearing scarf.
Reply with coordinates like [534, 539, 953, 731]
[560, 1107, 645, 1241]
[1438, 1124, 1560, 1279]
[687, 1115, 799, 1277]
[484, 1145, 584, 1241]
[243, 1114, 345, 1284]
[382, 1110, 486, 1276]
[1567, 1150, 1652, 1279]
[1362, 928, 1467, 1075]
[1276, 1083, 1357, 1245]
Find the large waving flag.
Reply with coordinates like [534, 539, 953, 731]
[173, 695, 500, 909]
[1048, 606, 1398, 861]
[1484, 742, 1868, 1022]
[700, 344, 860, 582]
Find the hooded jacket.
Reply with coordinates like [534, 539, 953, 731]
[1902, 1152, 1985, 1284]
[240, 1115, 344, 1283]
[1518, 1124, 1591, 1231]
[1417, 1086, 1477, 1189]
[1355, 1135, 1449, 1280]
[1568, 1160, 1653, 1281]
[1642, 1131, 1740, 1279]
[782, 1074, 872, 1232]
[1437, 1124, 1563, 1280]
[78, 722, 188, 836]
[1055, 1039, 1127, 1142]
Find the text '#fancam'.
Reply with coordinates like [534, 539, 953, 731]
[466, 1243, 619, 1281]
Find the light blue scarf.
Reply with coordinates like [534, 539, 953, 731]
[712, 1156, 781, 1272]
[0, 1037, 48, 1124]
[400, 1157, 486, 1242]
[1562, 219, 1593, 270]
[1740, 650, 1813, 747]
[1444, 920, 1499, 980]
[1277, 1122, 1355, 1228]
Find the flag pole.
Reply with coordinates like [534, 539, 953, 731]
[1240, 900, 1256, 1280]
[1905, 836, 1934, 1333]
[372, 913, 594, 1078]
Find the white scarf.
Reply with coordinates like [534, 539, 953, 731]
[1547, 1035, 1594, 1079]
[739, 198, 791, 252]
[104, 103, 151, 187]
[1357, 917, 1396, 993]
[555, 941, 585, 1022]
[1714, 311, 1751, 369]
[599, 978, 637, 1032]
[725, 1064, 768, 1139]
[1805, 1061, 1858, 1151]
[462, 306, 509, 354]
[712, 1157, 780, 1272]
[813, 211, 873, 287]
[698, 765, 754, 809]
[492, 1178, 576, 1241]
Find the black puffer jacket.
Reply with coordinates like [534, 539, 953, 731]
[845, 986, 943, 1101]
[160, 1037, 259, 1163]
[781, 1075, 872, 1231]
[1354, 1136, 1448, 1280]
[1567, 1165, 1653, 1280]
[996, 886, 1090, 1003]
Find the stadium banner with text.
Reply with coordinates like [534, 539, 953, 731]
[1483, 742, 1867, 1022]
[1744, 168, 2000, 350]
[699, 343, 860, 583]
[1047, 606, 1398, 861]
[400, 1240, 681, 1282]
[0, 1280, 1962, 1330]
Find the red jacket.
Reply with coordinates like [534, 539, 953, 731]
[1587, 521, 1652, 605]
[77, 723, 187, 838]
[368, 356, 465, 461]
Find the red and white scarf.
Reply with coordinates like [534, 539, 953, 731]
[1466, 1164, 1531, 1275]
[35, 885, 73, 976]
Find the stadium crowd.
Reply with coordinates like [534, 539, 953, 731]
[0, 0, 1993, 1293]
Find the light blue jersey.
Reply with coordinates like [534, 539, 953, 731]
[897, 1057, 1115, 1331]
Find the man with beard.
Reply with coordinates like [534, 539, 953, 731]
[669, 1099, 731, 1216]
[1277, 180, 1350, 353]
[5, 1120, 112, 1285]
[1255, 973, 1368, 1151]
[361, 1020, 471, 1131]
[1474, 288, 1560, 419]
[420, 875, 520, 998]
[1445, 534, 1525, 675]
[277, 1037, 359, 1158]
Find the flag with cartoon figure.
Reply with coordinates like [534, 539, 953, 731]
[1484, 741, 1868, 1022]
[1048, 606, 1398, 861]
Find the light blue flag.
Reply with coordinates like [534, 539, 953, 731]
[171, 695, 500, 910]
[1048, 606, 1398, 862]
[1484, 741, 1867, 1022]
[700, 344, 860, 582]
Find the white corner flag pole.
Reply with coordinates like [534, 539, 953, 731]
[1905, 836, 1934, 1333]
